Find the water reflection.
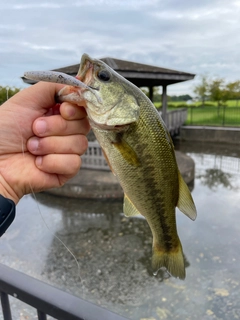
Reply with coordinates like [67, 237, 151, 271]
[2, 141, 240, 319]
[176, 140, 240, 191]
[198, 168, 233, 190]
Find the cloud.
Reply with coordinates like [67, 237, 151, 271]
[1, 0, 240, 95]
[12, 3, 63, 9]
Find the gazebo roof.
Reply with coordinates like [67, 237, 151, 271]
[100, 57, 195, 87]
[22, 57, 195, 87]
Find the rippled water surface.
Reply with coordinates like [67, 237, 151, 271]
[1, 141, 240, 320]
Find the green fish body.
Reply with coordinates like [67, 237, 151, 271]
[59, 54, 197, 279]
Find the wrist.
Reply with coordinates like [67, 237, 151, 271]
[0, 176, 20, 205]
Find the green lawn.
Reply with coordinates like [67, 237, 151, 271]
[153, 100, 240, 126]
[154, 100, 240, 109]
[185, 106, 240, 126]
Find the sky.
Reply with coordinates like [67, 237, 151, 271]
[1, 0, 240, 96]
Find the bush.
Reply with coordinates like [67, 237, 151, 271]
[0, 86, 21, 105]
[202, 102, 217, 107]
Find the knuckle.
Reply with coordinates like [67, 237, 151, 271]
[80, 118, 91, 135]
[78, 135, 88, 154]
[71, 155, 81, 172]
[62, 118, 69, 132]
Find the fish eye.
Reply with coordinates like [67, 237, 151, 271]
[97, 69, 111, 82]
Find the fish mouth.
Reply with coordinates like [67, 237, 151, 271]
[76, 54, 103, 102]
[76, 54, 97, 89]
[57, 54, 101, 104]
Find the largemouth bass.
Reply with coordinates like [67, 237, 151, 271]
[44, 54, 197, 279]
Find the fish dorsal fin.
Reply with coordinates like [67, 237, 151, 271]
[123, 194, 141, 217]
[177, 170, 197, 221]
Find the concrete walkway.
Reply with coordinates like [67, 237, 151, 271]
[46, 151, 195, 199]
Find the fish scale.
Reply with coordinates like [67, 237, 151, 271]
[92, 100, 181, 264]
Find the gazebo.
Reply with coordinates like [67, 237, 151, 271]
[22, 57, 195, 121]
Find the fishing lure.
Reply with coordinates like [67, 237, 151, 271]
[24, 70, 101, 103]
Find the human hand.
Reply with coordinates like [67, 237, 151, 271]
[0, 82, 90, 204]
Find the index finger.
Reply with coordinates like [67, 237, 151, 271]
[10, 82, 64, 112]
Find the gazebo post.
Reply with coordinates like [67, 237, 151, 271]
[161, 84, 167, 123]
[148, 86, 153, 101]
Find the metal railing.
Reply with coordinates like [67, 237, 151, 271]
[0, 263, 128, 320]
[81, 141, 109, 171]
[164, 108, 187, 135]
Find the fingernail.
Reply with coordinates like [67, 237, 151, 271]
[36, 156, 42, 167]
[35, 120, 47, 135]
[28, 138, 39, 152]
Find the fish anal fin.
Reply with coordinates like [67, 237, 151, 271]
[152, 240, 186, 280]
[177, 170, 197, 221]
[123, 194, 141, 217]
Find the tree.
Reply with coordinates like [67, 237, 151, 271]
[168, 94, 192, 102]
[208, 78, 226, 107]
[193, 76, 208, 106]
[141, 87, 149, 97]
[0, 86, 21, 105]
[152, 87, 161, 103]
[140, 87, 161, 103]
[226, 81, 240, 106]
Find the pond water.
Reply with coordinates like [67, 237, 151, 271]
[1, 141, 240, 320]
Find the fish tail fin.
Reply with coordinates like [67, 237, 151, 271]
[152, 240, 186, 280]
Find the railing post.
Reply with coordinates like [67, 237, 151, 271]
[0, 292, 12, 320]
[37, 310, 47, 320]
[222, 105, 226, 126]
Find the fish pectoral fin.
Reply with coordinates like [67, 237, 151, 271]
[123, 194, 141, 217]
[112, 139, 140, 167]
[177, 170, 197, 221]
